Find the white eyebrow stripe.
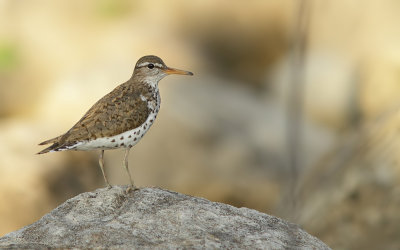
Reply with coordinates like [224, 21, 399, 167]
[137, 62, 164, 68]
[137, 62, 148, 67]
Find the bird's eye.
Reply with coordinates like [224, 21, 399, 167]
[147, 64, 154, 69]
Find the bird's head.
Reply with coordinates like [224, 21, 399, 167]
[133, 55, 193, 84]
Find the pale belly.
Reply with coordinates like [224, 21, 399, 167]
[70, 111, 158, 151]
[52, 89, 161, 153]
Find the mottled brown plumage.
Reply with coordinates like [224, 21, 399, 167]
[39, 81, 154, 152]
[38, 55, 193, 189]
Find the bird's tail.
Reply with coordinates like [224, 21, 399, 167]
[38, 135, 62, 146]
[37, 135, 63, 154]
[37, 143, 61, 154]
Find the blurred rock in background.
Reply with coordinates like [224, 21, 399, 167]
[293, 110, 400, 249]
[177, 1, 291, 89]
[0, 1, 399, 249]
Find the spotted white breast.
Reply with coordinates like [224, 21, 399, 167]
[58, 90, 161, 152]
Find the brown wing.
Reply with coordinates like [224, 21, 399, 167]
[59, 82, 150, 147]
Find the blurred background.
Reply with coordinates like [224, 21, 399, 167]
[1, 0, 400, 249]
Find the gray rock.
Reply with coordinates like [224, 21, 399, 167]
[0, 186, 330, 249]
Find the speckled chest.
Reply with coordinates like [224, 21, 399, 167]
[73, 89, 161, 151]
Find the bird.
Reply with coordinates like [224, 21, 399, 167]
[38, 55, 193, 190]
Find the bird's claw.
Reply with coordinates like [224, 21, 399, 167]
[126, 185, 138, 194]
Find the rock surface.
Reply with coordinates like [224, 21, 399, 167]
[0, 186, 329, 249]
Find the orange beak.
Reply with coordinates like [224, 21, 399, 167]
[163, 67, 193, 76]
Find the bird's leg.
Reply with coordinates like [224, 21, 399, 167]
[123, 147, 136, 192]
[99, 150, 111, 189]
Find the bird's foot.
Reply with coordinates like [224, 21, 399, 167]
[126, 185, 139, 194]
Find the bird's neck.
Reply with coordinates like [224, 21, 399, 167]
[132, 70, 167, 90]
[143, 79, 159, 90]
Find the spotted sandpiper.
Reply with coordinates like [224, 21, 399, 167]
[38, 55, 193, 189]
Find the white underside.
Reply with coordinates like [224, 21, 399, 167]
[73, 111, 157, 151]
[52, 89, 160, 152]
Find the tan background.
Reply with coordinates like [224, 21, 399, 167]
[1, 1, 400, 249]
